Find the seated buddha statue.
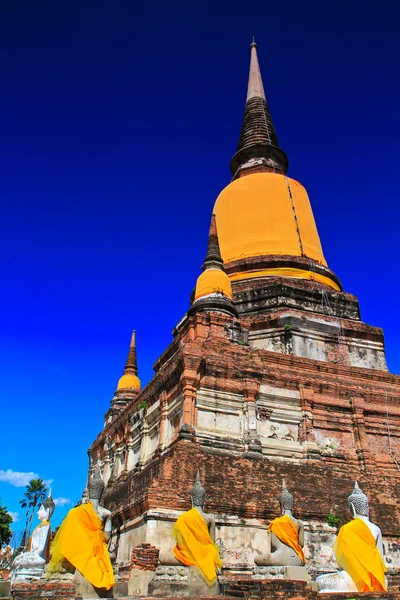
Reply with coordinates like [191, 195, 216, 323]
[316, 481, 387, 593]
[171, 471, 222, 585]
[255, 480, 305, 567]
[11, 490, 55, 582]
[47, 465, 115, 591]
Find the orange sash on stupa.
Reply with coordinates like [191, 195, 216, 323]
[47, 502, 115, 590]
[173, 508, 222, 584]
[268, 514, 305, 564]
[333, 517, 386, 592]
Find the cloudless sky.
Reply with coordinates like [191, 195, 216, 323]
[1, 1, 399, 529]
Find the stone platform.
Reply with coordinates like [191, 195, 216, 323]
[3, 579, 399, 600]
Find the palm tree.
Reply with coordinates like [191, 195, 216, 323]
[19, 479, 47, 549]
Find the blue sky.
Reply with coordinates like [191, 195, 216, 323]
[1, 2, 399, 530]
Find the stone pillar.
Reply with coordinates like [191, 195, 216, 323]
[107, 443, 117, 485]
[136, 417, 150, 468]
[126, 440, 136, 471]
[157, 391, 168, 451]
[182, 375, 197, 427]
[102, 452, 111, 485]
[350, 396, 373, 471]
[114, 447, 124, 478]
[244, 379, 262, 457]
[299, 386, 320, 459]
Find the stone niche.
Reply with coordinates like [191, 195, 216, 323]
[256, 383, 303, 460]
[196, 388, 244, 451]
[195, 385, 306, 461]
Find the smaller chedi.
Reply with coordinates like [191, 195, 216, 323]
[317, 481, 387, 593]
[47, 465, 115, 591]
[173, 471, 222, 586]
[11, 489, 55, 582]
[255, 480, 305, 567]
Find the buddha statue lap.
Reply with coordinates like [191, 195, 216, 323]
[255, 480, 305, 568]
[47, 465, 115, 592]
[316, 481, 387, 593]
[11, 490, 55, 582]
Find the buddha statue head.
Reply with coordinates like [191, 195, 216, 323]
[190, 471, 206, 508]
[38, 489, 55, 521]
[348, 481, 369, 518]
[88, 464, 105, 503]
[278, 479, 294, 514]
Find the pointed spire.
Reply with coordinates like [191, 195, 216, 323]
[246, 40, 266, 102]
[123, 330, 138, 376]
[230, 42, 288, 179]
[201, 214, 223, 271]
[116, 331, 140, 392]
[189, 214, 238, 317]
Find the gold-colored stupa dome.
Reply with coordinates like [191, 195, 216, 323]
[117, 373, 140, 391]
[214, 173, 326, 266]
[194, 269, 232, 302]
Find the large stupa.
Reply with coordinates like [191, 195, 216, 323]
[88, 42, 400, 585]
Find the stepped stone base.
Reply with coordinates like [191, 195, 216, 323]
[3, 578, 399, 599]
[148, 565, 218, 597]
[252, 565, 315, 587]
[221, 577, 398, 599]
[74, 570, 129, 598]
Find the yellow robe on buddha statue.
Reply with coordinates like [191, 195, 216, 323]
[173, 508, 222, 584]
[47, 502, 115, 590]
[268, 514, 305, 564]
[333, 517, 386, 592]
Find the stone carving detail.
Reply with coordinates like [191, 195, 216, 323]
[314, 431, 341, 451]
[151, 565, 188, 582]
[260, 421, 298, 442]
[216, 538, 245, 562]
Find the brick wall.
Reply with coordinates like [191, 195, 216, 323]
[10, 582, 75, 600]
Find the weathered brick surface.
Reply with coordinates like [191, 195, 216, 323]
[222, 578, 398, 599]
[10, 582, 75, 600]
[131, 543, 159, 571]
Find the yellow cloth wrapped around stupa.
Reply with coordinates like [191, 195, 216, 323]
[173, 508, 222, 584]
[333, 517, 386, 592]
[268, 514, 305, 564]
[47, 502, 115, 590]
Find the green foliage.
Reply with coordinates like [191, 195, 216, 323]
[138, 400, 147, 412]
[326, 406, 333, 412]
[283, 324, 293, 333]
[348, 397, 353, 405]
[0, 500, 13, 548]
[19, 479, 47, 513]
[327, 513, 340, 528]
